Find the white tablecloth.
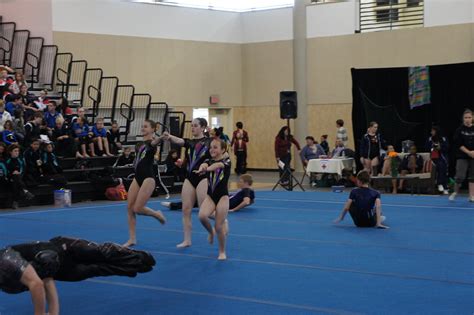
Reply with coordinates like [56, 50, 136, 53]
[306, 158, 356, 176]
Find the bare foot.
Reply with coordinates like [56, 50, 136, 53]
[83, 153, 91, 158]
[123, 240, 136, 247]
[154, 210, 166, 224]
[107, 153, 114, 157]
[76, 152, 83, 159]
[218, 253, 227, 260]
[208, 229, 215, 245]
[176, 241, 191, 248]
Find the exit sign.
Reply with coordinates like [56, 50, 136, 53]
[209, 95, 219, 105]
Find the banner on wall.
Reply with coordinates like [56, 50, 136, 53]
[408, 66, 431, 109]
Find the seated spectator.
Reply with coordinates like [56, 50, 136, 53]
[320, 134, 329, 155]
[33, 90, 48, 112]
[0, 142, 7, 161]
[58, 97, 73, 118]
[300, 136, 325, 166]
[53, 117, 76, 158]
[114, 146, 135, 167]
[229, 174, 255, 212]
[0, 68, 14, 90]
[0, 100, 12, 133]
[336, 119, 348, 146]
[6, 144, 35, 209]
[2, 120, 18, 146]
[0, 152, 8, 194]
[92, 118, 113, 156]
[426, 126, 449, 194]
[5, 95, 23, 116]
[44, 101, 63, 130]
[73, 116, 95, 158]
[12, 109, 25, 144]
[331, 139, 346, 158]
[107, 121, 122, 154]
[23, 138, 43, 187]
[41, 142, 67, 188]
[11, 72, 27, 94]
[71, 107, 89, 125]
[380, 145, 401, 194]
[165, 149, 185, 182]
[24, 112, 44, 147]
[398, 145, 424, 191]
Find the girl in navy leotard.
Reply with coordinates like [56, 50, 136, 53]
[195, 139, 231, 260]
[123, 119, 167, 248]
[163, 118, 211, 248]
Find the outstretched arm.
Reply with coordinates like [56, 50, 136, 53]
[20, 265, 46, 315]
[206, 162, 225, 172]
[162, 131, 185, 146]
[151, 134, 164, 147]
[334, 199, 352, 223]
[229, 197, 253, 212]
[44, 278, 60, 315]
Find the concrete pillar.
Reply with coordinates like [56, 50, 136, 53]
[293, 0, 308, 171]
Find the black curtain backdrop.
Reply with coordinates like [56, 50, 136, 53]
[351, 62, 474, 175]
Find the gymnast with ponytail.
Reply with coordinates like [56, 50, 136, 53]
[123, 119, 167, 248]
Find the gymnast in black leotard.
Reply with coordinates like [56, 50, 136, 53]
[195, 138, 231, 260]
[184, 137, 212, 188]
[134, 140, 157, 186]
[1, 236, 156, 314]
[124, 119, 167, 248]
[163, 118, 211, 248]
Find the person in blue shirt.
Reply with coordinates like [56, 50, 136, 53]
[2, 120, 18, 146]
[229, 174, 255, 212]
[72, 116, 95, 158]
[92, 118, 113, 157]
[5, 95, 23, 116]
[43, 101, 63, 130]
[334, 170, 389, 229]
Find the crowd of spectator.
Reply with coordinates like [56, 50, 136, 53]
[0, 67, 123, 208]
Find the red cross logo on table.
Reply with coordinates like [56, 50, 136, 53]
[322, 164, 327, 169]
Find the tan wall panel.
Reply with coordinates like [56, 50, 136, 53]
[53, 32, 242, 108]
[308, 104, 354, 150]
[242, 40, 294, 106]
[307, 23, 474, 105]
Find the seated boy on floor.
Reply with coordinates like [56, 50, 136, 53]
[334, 170, 389, 229]
[161, 174, 255, 212]
[229, 174, 255, 212]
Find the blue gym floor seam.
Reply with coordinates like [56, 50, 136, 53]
[1, 191, 473, 314]
[87, 279, 360, 315]
[1, 216, 472, 255]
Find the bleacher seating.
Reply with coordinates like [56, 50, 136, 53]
[0, 16, 185, 209]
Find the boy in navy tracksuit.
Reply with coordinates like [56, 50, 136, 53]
[334, 170, 389, 229]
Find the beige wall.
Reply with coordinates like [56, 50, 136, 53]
[241, 40, 294, 106]
[54, 24, 474, 169]
[53, 32, 242, 108]
[307, 23, 474, 105]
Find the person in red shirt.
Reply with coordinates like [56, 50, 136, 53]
[231, 122, 249, 175]
[274, 126, 301, 185]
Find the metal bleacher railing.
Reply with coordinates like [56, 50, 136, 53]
[359, 0, 424, 33]
[0, 16, 185, 161]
